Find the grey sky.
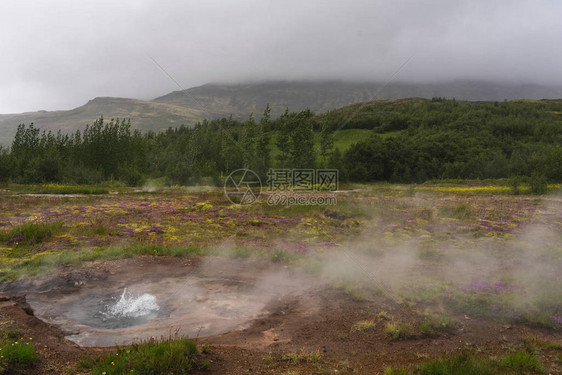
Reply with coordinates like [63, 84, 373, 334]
[1, 0, 561, 113]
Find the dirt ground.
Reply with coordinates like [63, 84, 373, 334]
[1, 256, 561, 374]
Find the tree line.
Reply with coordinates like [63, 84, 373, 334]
[337, 98, 562, 182]
[0, 98, 560, 185]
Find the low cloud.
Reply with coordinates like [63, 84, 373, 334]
[1, 0, 562, 113]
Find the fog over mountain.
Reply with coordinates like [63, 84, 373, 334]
[1, 80, 561, 146]
[1, 0, 561, 114]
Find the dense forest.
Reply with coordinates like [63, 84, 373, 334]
[0, 98, 561, 185]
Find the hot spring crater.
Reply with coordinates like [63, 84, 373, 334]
[23, 257, 317, 347]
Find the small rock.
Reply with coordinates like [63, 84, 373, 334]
[0, 295, 10, 301]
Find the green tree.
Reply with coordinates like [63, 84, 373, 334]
[240, 112, 257, 168]
[254, 104, 272, 177]
[0, 146, 13, 182]
[275, 108, 291, 168]
[319, 119, 334, 167]
[289, 109, 316, 169]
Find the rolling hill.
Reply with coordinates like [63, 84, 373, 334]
[1, 80, 561, 146]
[0, 97, 203, 146]
[153, 80, 562, 118]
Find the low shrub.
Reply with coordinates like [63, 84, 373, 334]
[351, 319, 376, 332]
[79, 338, 207, 374]
[0, 338, 38, 374]
[419, 316, 458, 337]
[385, 321, 415, 340]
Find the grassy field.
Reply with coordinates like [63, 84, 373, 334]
[0, 183, 560, 373]
[266, 128, 400, 161]
[1, 184, 560, 323]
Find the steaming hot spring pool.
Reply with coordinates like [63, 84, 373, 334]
[25, 257, 315, 347]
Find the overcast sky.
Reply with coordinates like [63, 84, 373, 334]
[1, 0, 561, 113]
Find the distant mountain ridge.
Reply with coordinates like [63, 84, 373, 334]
[0, 98, 204, 146]
[1, 80, 561, 145]
[154, 80, 562, 118]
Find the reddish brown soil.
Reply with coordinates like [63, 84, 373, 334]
[1, 256, 561, 374]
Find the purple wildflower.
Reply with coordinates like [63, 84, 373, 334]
[142, 226, 166, 234]
[461, 280, 524, 294]
[7, 234, 24, 244]
[318, 241, 338, 247]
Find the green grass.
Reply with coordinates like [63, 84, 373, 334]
[0, 221, 64, 246]
[267, 128, 399, 161]
[255, 201, 333, 216]
[32, 184, 110, 195]
[0, 183, 112, 195]
[269, 248, 301, 264]
[419, 316, 458, 338]
[442, 284, 562, 328]
[0, 330, 20, 341]
[330, 129, 376, 150]
[0, 242, 303, 281]
[230, 246, 255, 258]
[522, 336, 562, 353]
[496, 351, 544, 373]
[0, 243, 206, 281]
[385, 321, 415, 340]
[351, 319, 376, 332]
[0, 331, 38, 374]
[385, 351, 544, 375]
[417, 353, 495, 375]
[385, 368, 409, 375]
[79, 338, 206, 374]
[336, 281, 365, 301]
[437, 203, 474, 220]
[281, 350, 322, 365]
[78, 221, 121, 237]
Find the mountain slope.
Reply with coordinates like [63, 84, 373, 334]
[153, 80, 562, 119]
[0, 97, 203, 146]
[1, 80, 561, 146]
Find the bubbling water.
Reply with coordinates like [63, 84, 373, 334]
[80, 288, 163, 329]
[101, 288, 160, 319]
